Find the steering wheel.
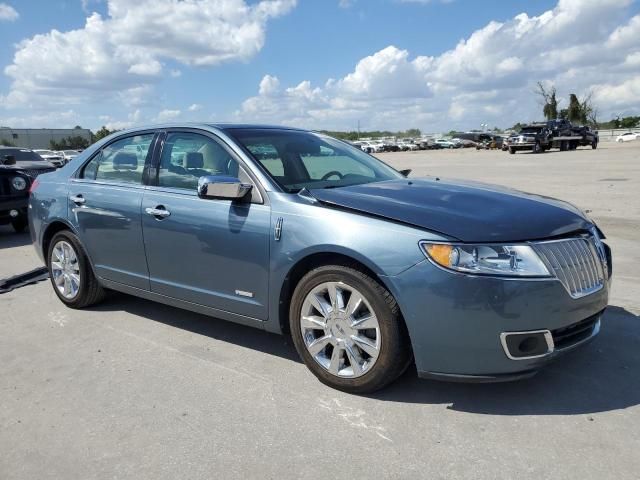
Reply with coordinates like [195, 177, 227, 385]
[321, 170, 344, 181]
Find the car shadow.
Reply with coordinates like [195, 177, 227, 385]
[371, 305, 640, 415]
[89, 292, 301, 363]
[0, 225, 31, 250]
[91, 291, 640, 415]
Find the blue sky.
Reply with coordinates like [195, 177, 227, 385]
[1, 0, 639, 132]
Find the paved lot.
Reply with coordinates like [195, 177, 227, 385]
[1, 142, 639, 479]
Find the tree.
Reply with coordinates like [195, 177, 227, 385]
[92, 126, 115, 142]
[50, 136, 91, 150]
[1, 139, 15, 147]
[567, 94, 583, 124]
[536, 82, 558, 120]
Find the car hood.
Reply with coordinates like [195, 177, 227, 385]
[310, 178, 591, 242]
[0, 160, 56, 171]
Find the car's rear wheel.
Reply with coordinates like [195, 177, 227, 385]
[509, 147, 515, 154]
[11, 217, 27, 233]
[47, 230, 106, 308]
[289, 265, 411, 393]
[592, 140, 598, 149]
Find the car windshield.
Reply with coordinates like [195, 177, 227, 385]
[228, 129, 403, 193]
[1, 148, 44, 162]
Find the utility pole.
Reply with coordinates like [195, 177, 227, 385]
[357, 120, 361, 139]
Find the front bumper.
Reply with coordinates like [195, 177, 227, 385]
[0, 197, 29, 223]
[386, 258, 610, 381]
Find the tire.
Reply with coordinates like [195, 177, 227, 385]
[509, 147, 515, 154]
[592, 141, 597, 149]
[533, 142, 542, 154]
[47, 230, 106, 308]
[289, 265, 411, 394]
[11, 217, 28, 233]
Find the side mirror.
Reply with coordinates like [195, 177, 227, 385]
[197, 175, 252, 201]
[2, 155, 16, 165]
[399, 169, 411, 177]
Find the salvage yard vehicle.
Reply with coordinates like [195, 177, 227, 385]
[616, 132, 639, 142]
[60, 150, 81, 162]
[508, 124, 552, 154]
[434, 138, 458, 149]
[33, 149, 65, 168]
[1, 147, 56, 232]
[30, 124, 612, 393]
[509, 121, 598, 154]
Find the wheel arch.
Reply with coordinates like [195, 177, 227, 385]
[277, 251, 402, 335]
[41, 219, 77, 260]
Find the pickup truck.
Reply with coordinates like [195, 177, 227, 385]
[507, 120, 598, 154]
[1, 147, 56, 232]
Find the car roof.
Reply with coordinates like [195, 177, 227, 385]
[111, 122, 308, 134]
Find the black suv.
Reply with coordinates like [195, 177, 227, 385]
[1, 147, 56, 232]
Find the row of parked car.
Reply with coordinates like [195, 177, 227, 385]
[31, 149, 82, 168]
[352, 138, 464, 153]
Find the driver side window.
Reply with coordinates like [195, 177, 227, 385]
[158, 132, 240, 190]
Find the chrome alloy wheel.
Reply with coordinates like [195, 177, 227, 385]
[50, 240, 81, 300]
[300, 281, 381, 378]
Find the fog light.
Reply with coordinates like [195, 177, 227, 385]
[9, 209, 19, 218]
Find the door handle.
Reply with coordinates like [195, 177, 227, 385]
[145, 206, 171, 218]
[70, 194, 86, 205]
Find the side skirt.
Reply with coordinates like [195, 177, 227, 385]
[99, 277, 269, 331]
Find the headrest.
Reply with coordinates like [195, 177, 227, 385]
[113, 151, 138, 170]
[184, 152, 204, 169]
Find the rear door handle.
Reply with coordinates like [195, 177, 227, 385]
[70, 194, 86, 205]
[145, 206, 171, 218]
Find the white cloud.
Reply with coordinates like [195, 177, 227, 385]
[338, 0, 355, 8]
[170, 69, 182, 78]
[0, 3, 18, 21]
[1, 0, 297, 109]
[188, 103, 203, 112]
[259, 74, 280, 95]
[155, 109, 181, 122]
[236, 0, 640, 131]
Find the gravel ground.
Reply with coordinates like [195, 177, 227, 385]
[0, 141, 638, 480]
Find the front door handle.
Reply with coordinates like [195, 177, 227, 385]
[70, 194, 86, 205]
[145, 206, 171, 218]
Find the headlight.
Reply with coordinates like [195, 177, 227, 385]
[11, 176, 28, 191]
[420, 242, 550, 277]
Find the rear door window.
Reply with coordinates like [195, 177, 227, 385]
[82, 134, 154, 184]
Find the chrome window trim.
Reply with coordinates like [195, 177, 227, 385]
[69, 178, 148, 191]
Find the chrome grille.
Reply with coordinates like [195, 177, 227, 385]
[534, 237, 605, 299]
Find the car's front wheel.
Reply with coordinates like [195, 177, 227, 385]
[47, 230, 106, 308]
[290, 265, 411, 393]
